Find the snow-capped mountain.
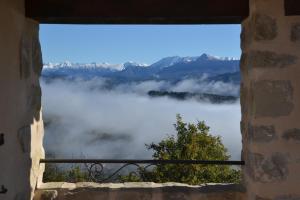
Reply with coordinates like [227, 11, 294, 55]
[42, 53, 240, 82]
[43, 61, 123, 70]
[123, 61, 149, 69]
[149, 56, 199, 70]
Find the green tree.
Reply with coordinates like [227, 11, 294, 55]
[43, 164, 90, 182]
[121, 114, 240, 184]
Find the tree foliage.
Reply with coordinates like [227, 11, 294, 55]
[43, 164, 89, 183]
[44, 114, 241, 184]
[121, 114, 240, 184]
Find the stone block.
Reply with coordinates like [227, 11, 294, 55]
[252, 81, 294, 117]
[291, 23, 300, 42]
[248, 124, 276, 143]
[246, 152, 289, 182]
[253, 14, 277, 41]
[246, 51, 297, 68]
[40, 190, 58, 200]
[261, 153, 289, 181]
[282, 128, 300, 141]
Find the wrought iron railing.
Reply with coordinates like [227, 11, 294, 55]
[41, 159, 245, 183]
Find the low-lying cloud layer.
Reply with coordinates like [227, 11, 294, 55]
[42, 78, 241, 160]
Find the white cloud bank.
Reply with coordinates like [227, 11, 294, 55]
[41, 79, 241, 160]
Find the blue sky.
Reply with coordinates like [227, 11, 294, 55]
[40, 25, 241, 64]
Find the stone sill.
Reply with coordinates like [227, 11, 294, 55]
[38, 182, 243, 190]
[35, 182, 246, 200]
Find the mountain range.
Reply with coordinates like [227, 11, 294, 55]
[43, 53, 240, 83]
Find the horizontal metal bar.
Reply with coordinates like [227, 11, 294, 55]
[40, 159, 245, 165]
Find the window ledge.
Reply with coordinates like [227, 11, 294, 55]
[34, 182, 246, 200]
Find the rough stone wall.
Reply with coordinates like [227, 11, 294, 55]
[241, 0, 300, 199]
[34, 183, 245, 200]
[0, 0, 44, 199]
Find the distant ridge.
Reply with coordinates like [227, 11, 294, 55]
[148, 90, 238, 104]
[42, 53, 240, 83]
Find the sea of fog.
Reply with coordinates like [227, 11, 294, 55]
[41, 78, 241, 160]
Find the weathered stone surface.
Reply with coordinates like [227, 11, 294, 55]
[246, 152, 264, 181]
[115, 189, 152, 200]
[275, 195, 300, 200]
[17, 126, 31, 153]
[14, 192, 28, 200]
[253, 14, 277, 41]
[32, 85, 42, 110]
[256, 196, 272, 200]
[240, 26, 246, 50]
[20, 23, 43, 79]
[240, 53, 248, 72]
[0, 1, 45, 197]
[162, 187, 189, 200]
[246, 51, 297, 68]
[247, 152, 289, 182]
[20, 35, 32, 79]
[34, 183, 245, 200]
[252, 81, 294, 117]
[291, 23, 300, 42]
[282, 129, 300, 141]
[240, 83, 249, 115]
[248, 125, 276, 143]
[64, 188, 110, 200]
[40, 190, 58, 200]
[32, 35, 43, 76]
[240, 121, 246, 138]
[261, 153, 289, 182]
[27, 85, 42, 120]
[162, 192, 188, 200]
[241, 24, 252, 51]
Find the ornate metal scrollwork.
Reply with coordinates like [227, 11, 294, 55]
[85, 162, 155, 183]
